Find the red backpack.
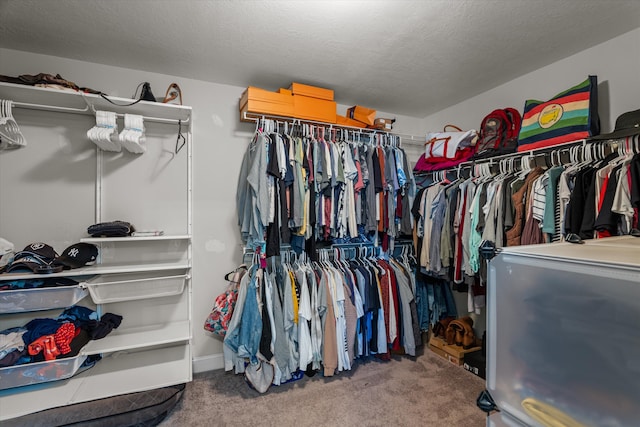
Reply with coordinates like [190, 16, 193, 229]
[472, 108, 522, 160]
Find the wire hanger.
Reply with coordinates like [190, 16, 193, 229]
[175, 119, 186, 154]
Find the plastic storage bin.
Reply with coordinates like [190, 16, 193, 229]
[0, 286, 88, 314]
[486, 236, 640, 427]
[0, 354, 88, 390]
[85, 274, 188, 304]
[487, 411, 526, 427]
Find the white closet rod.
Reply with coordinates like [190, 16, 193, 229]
[242, 111, 425, 143]
[460, 138, 589, 167]
[10, 97, 189, 126]
[12, 100, 90, 114]
[86, 101, 190, 126]
[447, 138, 590, 172]
[417, 138, 622, 178]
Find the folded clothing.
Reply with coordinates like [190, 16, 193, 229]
[413, 150, 474, 172]
[87, 313, 123, 340]
[87, 221, 135, 237]
[0, 73, 102, 94]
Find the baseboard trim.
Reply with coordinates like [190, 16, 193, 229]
[192, 353, 225, 374]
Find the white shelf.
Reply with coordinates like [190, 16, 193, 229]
[80, 234, 191, 243]
[0, 261, 190, 281]
[83, 321, 191, 355]
[0, 82, 191, 123]
[0, 79, 193, 423]
[0, 344, 191, 421]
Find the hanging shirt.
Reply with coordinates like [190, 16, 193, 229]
[293, 268, 312, 370]
[612, 163, 634, 233]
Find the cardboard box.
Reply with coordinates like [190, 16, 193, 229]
[293, 94, 336, 123]
[430, 336, 482, 366]
[347, 105, 376, 126]
[289, 82, 334, 101]
[429, 336, 451, 362]
[239, 86, 294, 120]
[371, 117, 395, 131]
[463, 351, 486, 379]
[336, 114, 367, 128]
[429, 344, 449, 360]
[429, 336, 447, 350]
[443, 343, 482, 366]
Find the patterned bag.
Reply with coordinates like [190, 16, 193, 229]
[517, 75, 599, 151]
[204, 265, 247, 337]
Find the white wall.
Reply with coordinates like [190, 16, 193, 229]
[0, 47, 424, 372]
[2, 25, 636, 371]
[422, 27, 640, 135]
[420, 27, 640, 336]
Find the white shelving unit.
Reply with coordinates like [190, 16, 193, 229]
[0, 345, 190, 420]
[0, 261, 190, 281]
[0, 83, 193, 422]
[81, 235, 191, 243]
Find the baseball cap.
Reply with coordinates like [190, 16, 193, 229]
[5, 242, 60, 274]
[5, 254, 59, 273]
[0, 238, 14, 269]
[55, 243, 99, 269]
[15, 242, 58, 261]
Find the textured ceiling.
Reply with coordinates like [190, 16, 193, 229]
[1, 0, 639, 117]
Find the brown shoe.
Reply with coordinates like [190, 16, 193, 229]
[434, 316, 455, 339]
[445, 323, 457, 345]
[448, 318, 477, 349]
[459, 315, 474, 328]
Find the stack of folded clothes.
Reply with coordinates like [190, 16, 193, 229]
[87, 221, 135, 237]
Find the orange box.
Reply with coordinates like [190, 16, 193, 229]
[289, 82, 334, 101]
[293, 94, 336, 123]
[278, 88, 292, 96]
[239, 86, 294, 120]
[336, 114, 367, 128]
[347, 105, 376, 126]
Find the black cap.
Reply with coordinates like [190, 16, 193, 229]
[590, 108, 640, 140]
[5, 254, 51, 273]
[5, 242, 59, 273]
[55, 243, 99, 269]
[15, 242, 58, 262]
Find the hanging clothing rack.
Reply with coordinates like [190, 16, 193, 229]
[9, 99, 90, 115]
[414, 138, 622, 178]
[242, 111, 425, 143]
[0, 82, 190, 126]
[85, 97, 190, 126]
[8, 96, 190, 126]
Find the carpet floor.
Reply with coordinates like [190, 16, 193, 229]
[159, 348, 487, 427]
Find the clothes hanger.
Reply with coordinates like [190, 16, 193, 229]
[175, 119, 186, 154]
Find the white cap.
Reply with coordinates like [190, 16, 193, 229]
[0, 237, 15, 268]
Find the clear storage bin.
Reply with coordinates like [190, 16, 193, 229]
[487, 238, 640, 427]
[0, 286, 88, 314]
[487, 411, 526, 427]
[84, 274, 188, 304]
[0, 354, 88, 390]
